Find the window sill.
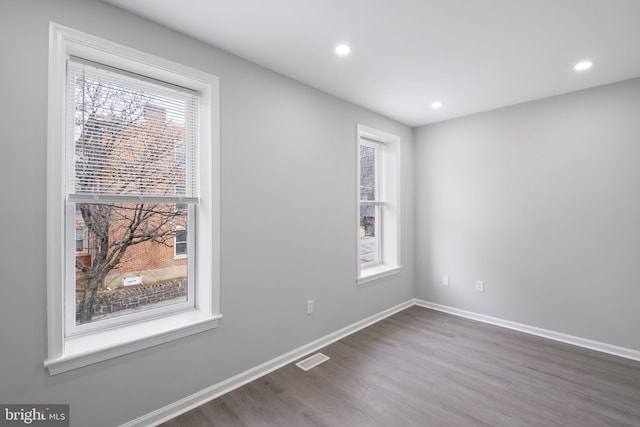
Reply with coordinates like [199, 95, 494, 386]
[357, 265, 402, 285]
[45, 310, 222, 375]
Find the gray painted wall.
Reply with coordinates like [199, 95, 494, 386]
[415, 77, 640, 351]
[0, 1, 414, 425]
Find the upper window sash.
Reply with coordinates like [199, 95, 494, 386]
[66, 58, 199, 200]
[359, 139, 382, 203]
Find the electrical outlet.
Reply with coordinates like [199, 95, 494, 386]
[307, 300, 314, 314]
[475, 280, 484, 292]
[442, 276, 449, 286]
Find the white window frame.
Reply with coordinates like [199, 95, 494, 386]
[45, 23, 221, 375]
[356, 124, 401, 284]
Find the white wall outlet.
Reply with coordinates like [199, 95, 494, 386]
[475, 280, 484, 292]
[307, 299, 314, 314]
[442, 276, 449, 286]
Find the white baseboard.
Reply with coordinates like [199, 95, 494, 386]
[120, 299, 414, 427]
[414, 299, 640, 362]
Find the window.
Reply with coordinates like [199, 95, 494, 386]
[357, 124, 401, 283]
[46, 23, 221, 374]
[74, 228, 85, 253]
[174, 227, 188, 258]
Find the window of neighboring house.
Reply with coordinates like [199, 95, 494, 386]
[174, 227, 188, 258]
[357, 124, 401, 284]
[74, 228, 85, 253]
[46, 23, 221, 375]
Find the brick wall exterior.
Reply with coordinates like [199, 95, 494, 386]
[109, 224, 188, 273]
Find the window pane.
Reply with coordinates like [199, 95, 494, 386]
[360, 145, 376, 201]
[175, 228, 187, 243]
[74, 202, 189, 325]
[175, 242, 187, 255]
[360, 205, 379, 263]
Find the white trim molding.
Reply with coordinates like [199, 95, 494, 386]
[414, 299, 640, 362]
[120, 300, 414, 427]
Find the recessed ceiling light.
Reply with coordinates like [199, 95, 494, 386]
[431, 101, 443, 109]
[335, 44, 351, 56]
[574, 60, 594, 71]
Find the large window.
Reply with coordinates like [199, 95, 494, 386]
[357, 124, 401, 283]
[67, 56, 196, 330]
[46, 24, 221, 374]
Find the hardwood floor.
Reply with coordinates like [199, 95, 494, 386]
[161, 306, 640, 426]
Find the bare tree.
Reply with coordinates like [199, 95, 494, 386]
[75, 203, 184, 323]
[73, 75, 187, 323]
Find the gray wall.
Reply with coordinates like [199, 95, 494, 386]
[0, 1, 414, 425]
[415, 77, 640, 351]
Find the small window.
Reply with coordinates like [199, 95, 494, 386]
[357, 124, 401, 284]
[75, 228, 85, 253]
[174, 227, 188, 258]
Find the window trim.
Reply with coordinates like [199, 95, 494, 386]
[356, 124, 401, 284]
[46, 23, 221, 375]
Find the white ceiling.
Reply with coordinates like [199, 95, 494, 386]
[104, 0, 640, 127]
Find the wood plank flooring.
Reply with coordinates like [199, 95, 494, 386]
[161, 306, 640, 426]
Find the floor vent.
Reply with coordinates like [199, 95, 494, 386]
[296, 352, 330, 371]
